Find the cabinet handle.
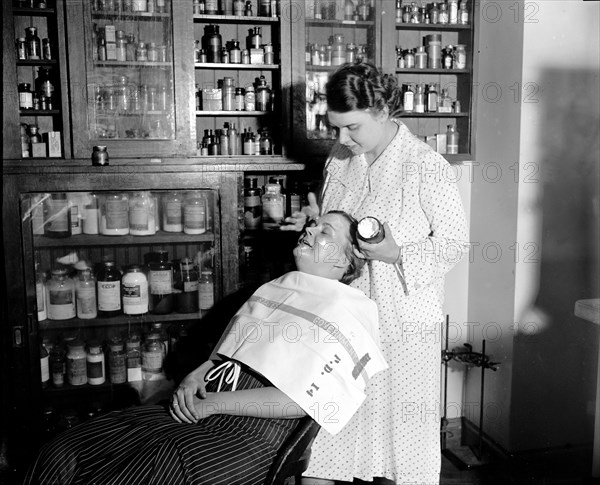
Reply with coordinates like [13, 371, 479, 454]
[13, 326, 25, 348]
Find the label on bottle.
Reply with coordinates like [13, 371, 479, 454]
[184, 205, 206, 231]
[19, 92, 33, 109]
[129, 205, 149, 231]
[97, 281, 121, 311]
[48, 289, 75, 319]
[183, 280, 199, 292]
[262, 198, 284, 226]
[150, 270, 172, 294]
[76, 285, 97, 318]
[67, 357, 87, 385]
[105, 199, 128, 229]
[51, 359, 65, 387]
[41, 354, 50, 384]
[165, 201, 182, 225]
[142, 350, 163, 373]
[199, 282, 214, 309]
[127, 352, 142, 381]
[87, 359, 104, 379]
[122, 280, 149, 314]
[109, 354, 127, 383]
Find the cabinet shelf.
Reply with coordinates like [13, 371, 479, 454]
[395, 22, 471, 31]
[91, 11, 170, 20]
[16, 59, 58, 66]
[395, 68, 471, 74]
[39, 311, 200, 331]
[33, 231, 216, 248]
[13, 7, 56, 16]
[196, 110, 271, 116]
[42, 380, 140, 395]
[194, 62, 279, 70]
[306, 19, 374, 28]
[396, 112, 469, 118]
[193, 14, 279, 23]
[94, 61, 171, 68]
[20, 109, 61, 116]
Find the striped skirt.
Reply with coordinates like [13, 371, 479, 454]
[25, 369, 300, 485]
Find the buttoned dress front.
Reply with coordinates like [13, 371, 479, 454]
[304, 121, 469, 484]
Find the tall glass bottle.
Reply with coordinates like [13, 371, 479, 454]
[75, 266, 97, 319]
[97, 261, 122, 317]
[44, 193, 71, 238]
[148, 250, 174, 314]
[175, 257, 199, 313]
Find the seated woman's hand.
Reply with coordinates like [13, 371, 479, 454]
[280, 192, 320, 232]
[169, 360, 214, 424]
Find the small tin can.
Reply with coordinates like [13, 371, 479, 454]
[357, 216, 385, 243]
[92, 145, 109, 166]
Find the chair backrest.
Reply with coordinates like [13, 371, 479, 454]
[264, 416, 321, 485]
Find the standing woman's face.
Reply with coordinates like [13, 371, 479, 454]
[327, 109, 385, 156]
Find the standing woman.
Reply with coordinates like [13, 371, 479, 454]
[284, 62, 470, 484]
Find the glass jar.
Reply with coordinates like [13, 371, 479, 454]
[25, 26, 41, 60]
[121, 264, 149, 315]
[126, 33, 136, 61]
[86, 340, 106, 386]
[256, 76, 271, 112]
[161, 191, 183, 232]
[198, 270, 214, 311]
[331, 34, 346, 66]
[136, 42, 148, 61]
[142, 335, 164, 380]
[454, 44, 467, 69]
[148, 250, 173, 314]
[108, 337, 127, 384]
[174, 257, 199, 313]
[244, 176, 262, 230]
[92, 145, 109, 166]
[202, 24, 222, 63]
[16, 37, 27, 60]
[82, 193, 100, 234]
[261, 183, 284, 230]
[183, 191, 207, 235]
[100, 192, 129, 235]
[259, 128, 273, 155]
[126, 335, 142, 382]
[66, 339, 87, 386]
[50, 347, 66, 388]
[244, 85, 255, 111]
[446, 124, 459, 154]
[97, 260, 122, 317]
[44, 193, 71, 238]
[128, 191, 156, 236]
[76, 267, 97, 319]
[415, 46, 427, 69]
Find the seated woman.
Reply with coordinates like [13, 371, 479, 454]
[24, 211, 387, 485]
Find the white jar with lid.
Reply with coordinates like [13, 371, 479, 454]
[46, 268, 76, 320]
[100, 193, 129, 235]
[161, 192, 183, 232]
[121, 264, 149, 315]
[183, 191, 207, 235]
[86, 340, 106, 385]
[129, 191, 156, 236]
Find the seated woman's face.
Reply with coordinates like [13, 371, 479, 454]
[293, 212, 351, 281]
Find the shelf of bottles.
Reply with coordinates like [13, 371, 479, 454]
[305, 0, 376, 140]
[193, 0, 282, 157]
[393, 0, 474, 155]
[87, 0, 176, 141]
[27, 189, 219, 339]
[13, 1, 65, 158]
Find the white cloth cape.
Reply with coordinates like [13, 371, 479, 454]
[214, 271, 388, 435]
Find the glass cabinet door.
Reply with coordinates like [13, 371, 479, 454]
[66, 0, 195, 158]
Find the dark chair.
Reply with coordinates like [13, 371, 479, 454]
[264, 416, 321, 485]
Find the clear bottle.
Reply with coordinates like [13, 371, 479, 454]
[142, 334, 164, 380]
[86, 340, 106, 385]
[67, 193, 83, 236]
[76, 267, 97, 319]
[183, 191, 207, 235]
[20, 123, 30, 157]
[108, 337, 127, 384]
[46, 268, 76, 320]
[244, 85, 255, 111]
[403, 84, 414, 112]
[36, 262, 47, 321]
[121, 264, 149, 315]
[438, 2, 449, 23]
[261, 183, 284, 230]
[18, 83, 33, 110]
[448, 0, 458, 24]
[446, 124, 459, 154]
[427, 83, 438, 112]
[40, 340, 50, 389]
[66, 339, 87, 386]
[454, 44, 467, 69]
[244, 176, 262, 230]
[439, 88, 453, 113]
[50, 347, 66, 388]
[161, 191, 183, 232]
[135, 41, 148, 61]
[126, 335, 143, 382]
[148, 250, 174, 314]
[404, 48, 415, 68]
[100, 192, 129, 235]
[414, 84, 425, 113]
[256, 76, 271, 111]
[129, 191, 156, 236]
[198, 270, 214, 311]
[175, 257, 199, 313]
[458, 0, 469, 24]
[44, 193, 71, 238]
[25, 26, 41, 60]
[83, 193, 100, 234]
[97, 261, 122, 317]
[233, 0, 244, 15]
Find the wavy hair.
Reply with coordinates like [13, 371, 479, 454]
[324, 210, 366, 285]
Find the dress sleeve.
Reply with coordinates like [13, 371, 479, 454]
[396, 153, 470, 295]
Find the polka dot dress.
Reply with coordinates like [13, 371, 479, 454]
[304, 121, 470, 484]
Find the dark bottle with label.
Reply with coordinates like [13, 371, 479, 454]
[202, 24, 222, 63]
[148, 250, 174, 314]
[174, 257, 199, 313]
[97, 261, 122, 317]
[35, 66, 54, 103]
[244, 176, 262, 230]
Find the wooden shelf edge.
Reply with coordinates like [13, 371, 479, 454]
[39, 312, 201, 331]
[33, 231, 216, 248]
